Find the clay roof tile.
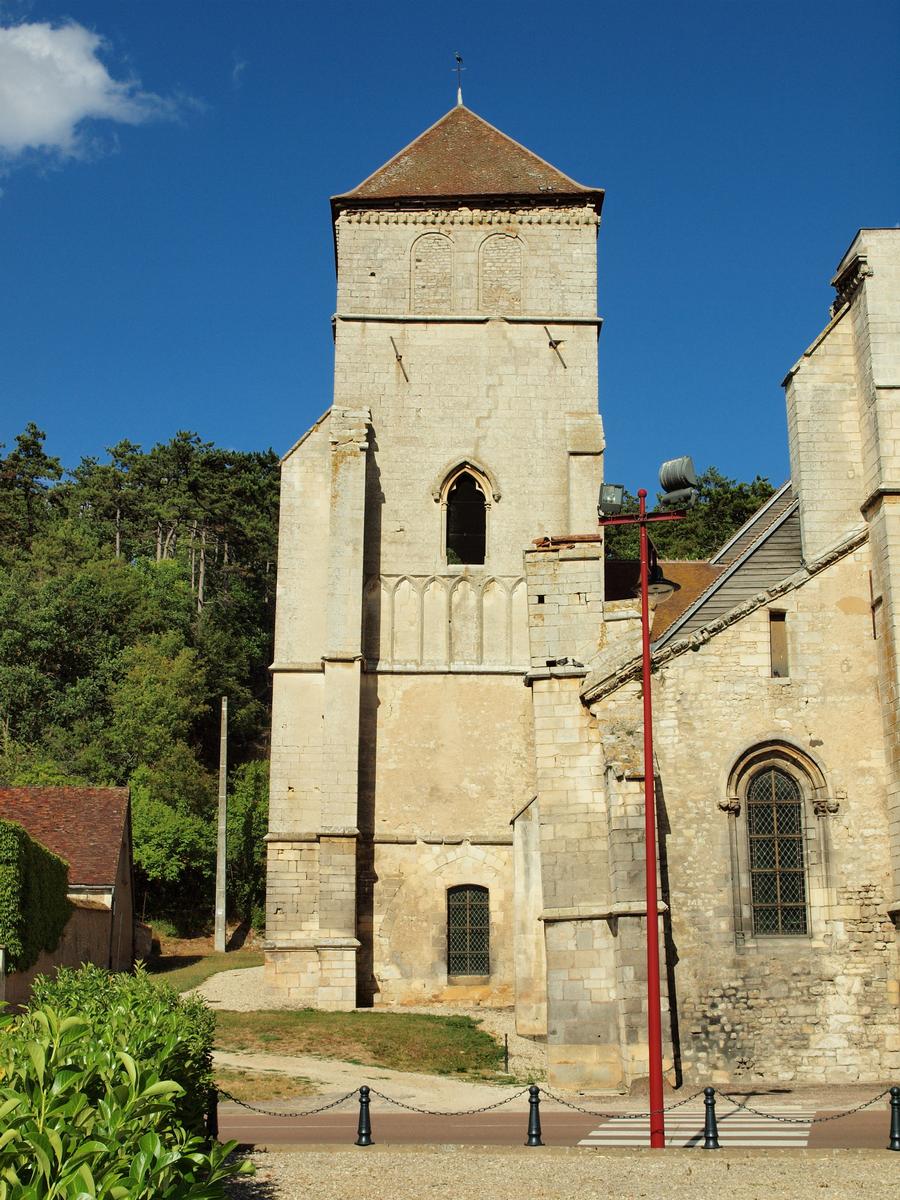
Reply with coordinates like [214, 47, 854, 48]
[0, 787, 129, 887]
[333, 105, 603, 208]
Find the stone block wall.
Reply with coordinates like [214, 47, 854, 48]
[589, 548, 899, 1084]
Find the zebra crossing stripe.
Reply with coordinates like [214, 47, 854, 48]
[578, 1110, 816, 1148]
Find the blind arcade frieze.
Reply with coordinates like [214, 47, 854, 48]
[363, 573, 529, 670]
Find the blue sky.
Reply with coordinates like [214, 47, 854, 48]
[1, 0, 897, 493]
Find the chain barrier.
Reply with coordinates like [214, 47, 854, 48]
[216, 1083, 892, 1126]
[368, 1085, 531, 1116]
[719, 1087, 892, 1125]
[537, 1087, 705, 1120]
[216, 1088, 358, 1119]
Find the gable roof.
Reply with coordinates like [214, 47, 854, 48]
[582, 523, 867, 706]
[0, 787, 129, 887]
[653, 490, 802, 649]
[711, 482, 796, 567]
[332, 105, 603, 210]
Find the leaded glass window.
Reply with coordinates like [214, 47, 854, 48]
[747, 768, 808, 935]
[447, 885, 490, 975]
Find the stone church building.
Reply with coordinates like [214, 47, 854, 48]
[265, 102, 900, 1089]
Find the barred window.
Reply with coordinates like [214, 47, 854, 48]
[447, 885, 490, 976]
[747, 768, 808, 935]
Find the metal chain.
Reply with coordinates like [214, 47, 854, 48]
[368, 1085, 531, 1116]
[218, 1083, 891, 1126]
[216, 1088, 358, 1118]
[719, 1088, 892, 1125]
[538, 1087, 705, 1120]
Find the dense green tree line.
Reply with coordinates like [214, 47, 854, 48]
[0, 424, 278, 930]
[0, 424, 775, 932]
[602, 467, 777, 560]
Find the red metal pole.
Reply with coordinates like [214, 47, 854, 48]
[638, 488, 666, 1148]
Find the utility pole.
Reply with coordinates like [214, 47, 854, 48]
[214, 695, 228, 953]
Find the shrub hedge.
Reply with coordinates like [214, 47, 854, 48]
[0, 817, 71, 971]
[30, 964, 216, 1136]
[0, 1005, 248, 1197]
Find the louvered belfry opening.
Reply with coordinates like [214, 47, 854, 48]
[447, 884, 490, 976]
[446, 472, 486, 565]
[747, 767, 808, 935]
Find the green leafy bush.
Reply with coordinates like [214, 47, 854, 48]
[30, 964, 215, 1135]
[0, 817, 71, 971]
[0, 1006, 249, 1197]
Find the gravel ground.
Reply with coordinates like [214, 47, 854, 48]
[193, 967, 546, 1078]
[227, 1146, 897, 1200]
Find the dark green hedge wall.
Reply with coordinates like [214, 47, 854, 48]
[0, 817, 71, 971]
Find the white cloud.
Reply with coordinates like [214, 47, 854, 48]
[231, 54, 247, 89]
[0, 20, 176, 159]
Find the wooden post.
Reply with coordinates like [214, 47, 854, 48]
[214, 696, 228, 953]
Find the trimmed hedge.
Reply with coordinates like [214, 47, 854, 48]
[0, 1005, 247, 1197]
[30, 963, 216, 1135]
[0, 817, 71, 971]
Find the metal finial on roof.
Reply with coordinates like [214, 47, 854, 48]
[453, 52, 465, 106]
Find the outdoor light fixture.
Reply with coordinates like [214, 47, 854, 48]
[658, 456, 699, 508]
[598, 483, 626, 517]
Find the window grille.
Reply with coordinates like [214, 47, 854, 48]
[447, 885, 490, 975]
[747, 767, 808, 935]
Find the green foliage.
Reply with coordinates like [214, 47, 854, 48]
[29, 964, 216, 1136]
[226, 761, 269, 925]
[0, 422, 63, 555]
[0, 1004, 250, 1197]
[0, 819, 71, 972]
[0, 425, 279, 926]
[603, 467, 777, 561]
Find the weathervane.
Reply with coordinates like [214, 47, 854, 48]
[453, 52, 465, 106]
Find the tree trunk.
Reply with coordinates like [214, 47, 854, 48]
[197, 527, 207, 614]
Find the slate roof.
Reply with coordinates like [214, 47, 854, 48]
[711, 482, 796, 567]
[332, 105, 603, 209]
[653, 486, 803, 649]
[0, 787, 129, 887]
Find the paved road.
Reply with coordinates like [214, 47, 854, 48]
[219, 1104, 894, 1151]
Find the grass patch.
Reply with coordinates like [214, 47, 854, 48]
[215, 1010, 504, 1077]
[214, 1067, 318, 1103]
[146, 948, 264, 993]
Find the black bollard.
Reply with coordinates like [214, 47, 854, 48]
[702, 1087, 721, 1150]
[888, 1086, 900, 1152]
[525, 1084, 544, 1147]
[355, 1085, 374, 1147]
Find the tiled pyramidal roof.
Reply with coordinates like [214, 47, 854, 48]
[0, 786, 129, 887]
[333, 105, 603, 206]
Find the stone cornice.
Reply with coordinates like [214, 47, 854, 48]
[831, 251, 873, 316]
[338, 207, 599, 228]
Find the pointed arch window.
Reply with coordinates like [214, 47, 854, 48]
[747, 767, 807, 935]
[446, 471, 486, 565]
[447, 885, 490, 976]
[722, 742, 835, 945]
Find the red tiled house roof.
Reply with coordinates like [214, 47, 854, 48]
[0, 787, 129, 887]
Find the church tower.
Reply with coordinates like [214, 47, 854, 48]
[265, 105, 605, 1010]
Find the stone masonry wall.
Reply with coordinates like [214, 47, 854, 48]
[590, 549, 899, 1084]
